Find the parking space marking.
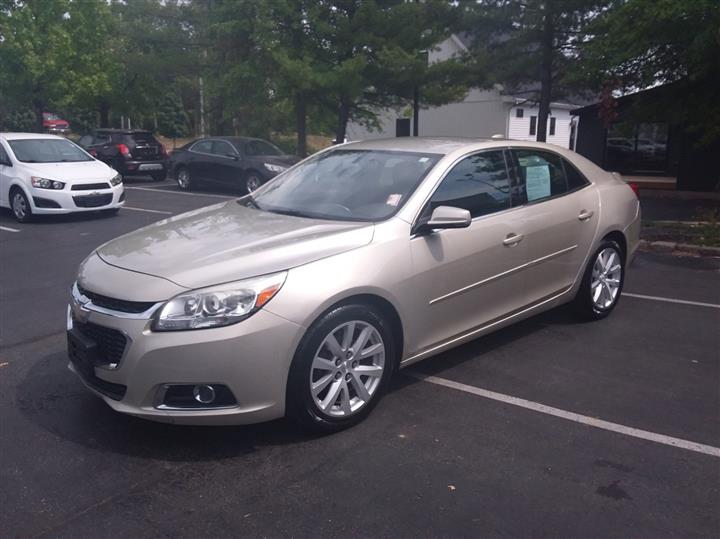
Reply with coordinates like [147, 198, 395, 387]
[624, 292, 720, 310]
[125, 186, 235, 199]
[122, 206, 173, 215]
[0, 225, 20, 232]
[409, 373, 720, 458]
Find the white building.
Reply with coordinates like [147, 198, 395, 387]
[347, 34, 579, 149]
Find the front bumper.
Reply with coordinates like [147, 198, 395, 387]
[30, 184, 125, 214]
[66, 294, 303, 425]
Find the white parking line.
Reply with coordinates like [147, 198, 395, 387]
[623, 292, 720, 310]
[409, 373, 720, 458]
[0, 225, 20, 232]
[125, 186, 235, 199]
[122, 206, 173, 215]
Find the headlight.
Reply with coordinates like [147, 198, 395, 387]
[31, 177, 65, 190]
[110, 173, 122, 186]
[154, 272, 287, 331]
[264, 163, 287, 174]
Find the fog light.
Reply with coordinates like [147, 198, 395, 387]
[193, 384, 216, 404]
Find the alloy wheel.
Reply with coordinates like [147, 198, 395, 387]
[12, 193, 27, 220]
[246, 175, 262, 193]
[309, 320, 386, 417]
[177, 169, 190, 189]
[591, 247, 622, 310]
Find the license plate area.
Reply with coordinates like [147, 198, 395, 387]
[138, 163, 163, 171]
[67, 328, 98, 378]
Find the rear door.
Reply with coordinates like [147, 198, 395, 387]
[187, 139, 214, 182]
[211, 140, 242, 187]
[509, 148, 599, 304]
[408, 149, 529, 355]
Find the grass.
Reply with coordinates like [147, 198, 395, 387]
[642, 208, 720, 247]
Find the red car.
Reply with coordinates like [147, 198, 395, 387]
[42, 112, 70, 135]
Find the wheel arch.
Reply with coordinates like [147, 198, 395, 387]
[601, 230, 627, 260]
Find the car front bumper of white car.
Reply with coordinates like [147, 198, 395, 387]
[29, 184, 125, 214]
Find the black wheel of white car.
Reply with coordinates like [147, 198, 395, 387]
[574, 240, 625, 320]
[176, 167, 192, 191]
[10, 188, 32, 223]
[244, 171, 263, 193]
[287, 304, 395, 433]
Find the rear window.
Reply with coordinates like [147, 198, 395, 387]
[126, 132, 159, 145]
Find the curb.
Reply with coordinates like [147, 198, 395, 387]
[639, 239, 720, 257]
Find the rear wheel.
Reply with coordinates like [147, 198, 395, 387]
[574, 240, 625, 320]
[10, 188, 32, 223]
[176, 167, 192, 191]
[286, 304, 395, 433]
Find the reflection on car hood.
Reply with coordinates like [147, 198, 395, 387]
[260, 155, 301, 166]
[96, 201, 374, 290]
[25, 160, 115, 181]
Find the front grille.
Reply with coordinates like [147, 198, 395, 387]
[72, 316, 128, 365]
[78, 284, 157, 314]
[71, 183, 111, 191]
[73, 193, 113, 208]
[33, 196, 61, 208]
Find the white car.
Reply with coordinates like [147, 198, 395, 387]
[0, 133, 124, 222]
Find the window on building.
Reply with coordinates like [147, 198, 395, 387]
[516, 108, 524, 118]
[549, 117, 556, 136]
[429, 150, 511, 218]
[529, 116, 537, 136]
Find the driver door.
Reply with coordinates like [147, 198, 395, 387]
[408, 149, 529, 356]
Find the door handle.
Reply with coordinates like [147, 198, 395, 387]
[578, 210, 594, 221]
[503, 233, 524, 246]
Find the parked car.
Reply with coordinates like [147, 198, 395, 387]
[67, 138, 640, 432]
[77, 129, 168, 181]
[0, 133, 124, 222]
[168, 136, 300, 193]
[42, 112, 70, 135]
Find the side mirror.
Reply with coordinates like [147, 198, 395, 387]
[416, 205, 471, 234]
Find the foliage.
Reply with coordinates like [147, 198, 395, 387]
[1, 109, 36, 132]
[157, 92, 190, 140]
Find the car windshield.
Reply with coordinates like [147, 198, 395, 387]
[244, 140, 283, 156]
[250, 149, 440, 221]
[43, 113, 60, 120]
[8, 139, 92, 163]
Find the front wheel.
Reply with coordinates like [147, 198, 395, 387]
[574, 240, 625, 320]
[244, 171, 263, 194]
[11, 188, 33, 223]
[286, 304, 396, 433]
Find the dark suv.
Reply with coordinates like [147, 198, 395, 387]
[78, 129, 168, 180]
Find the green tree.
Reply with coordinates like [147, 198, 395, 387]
[157, 92, 190, 146]
[578, 0, 720, 144]
[461, 0, 607, 142]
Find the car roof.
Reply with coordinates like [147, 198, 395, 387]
[94, 129, 153, 134]
[341, 137, 495, 155]
[0, 132, 67, 140]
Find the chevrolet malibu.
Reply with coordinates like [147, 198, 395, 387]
[67, 138, 640, 432]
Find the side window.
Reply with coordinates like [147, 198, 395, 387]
[563, 159, 590, 190]
[192, 140, 213, 153]
[513, 149, 567, 202]
[428, 150, 512, 218]
[212, 141, 235, 157]
[0, 143, 9, 163]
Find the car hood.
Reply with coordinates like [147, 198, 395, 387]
[25, 160, 115, 181]
[96, 201, 374, 290]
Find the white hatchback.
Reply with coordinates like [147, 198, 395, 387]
[0, 133, 124, 222]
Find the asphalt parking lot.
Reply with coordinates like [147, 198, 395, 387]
[1, 179, 718, 538]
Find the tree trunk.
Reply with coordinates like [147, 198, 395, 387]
[334, 97, 350, 144]
[536, 4, 554, 143]
[99, 101, 110, 128]
[295, 93, 307, 157]
[32, 97, 44, 133]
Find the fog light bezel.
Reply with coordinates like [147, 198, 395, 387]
[154, 383, 237, 410]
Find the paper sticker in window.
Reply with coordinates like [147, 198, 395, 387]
[525, 165, 551, 201]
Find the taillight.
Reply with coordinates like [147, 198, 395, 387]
[160, 144, 168, 157]
[88, 148, 97, 157]
[116, 143, 131, 158]
[628, 182, 640, 197]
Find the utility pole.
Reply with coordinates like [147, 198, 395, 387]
[199, 76, 205, 137]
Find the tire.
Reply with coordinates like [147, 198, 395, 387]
[244, 171, 263, 194]
[10, 188, 33, 223]
[573, 240, 625, 320]
[151, 171, 167, 182]
[286, 304, 396, 433]
[176, 167, 192, 191]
